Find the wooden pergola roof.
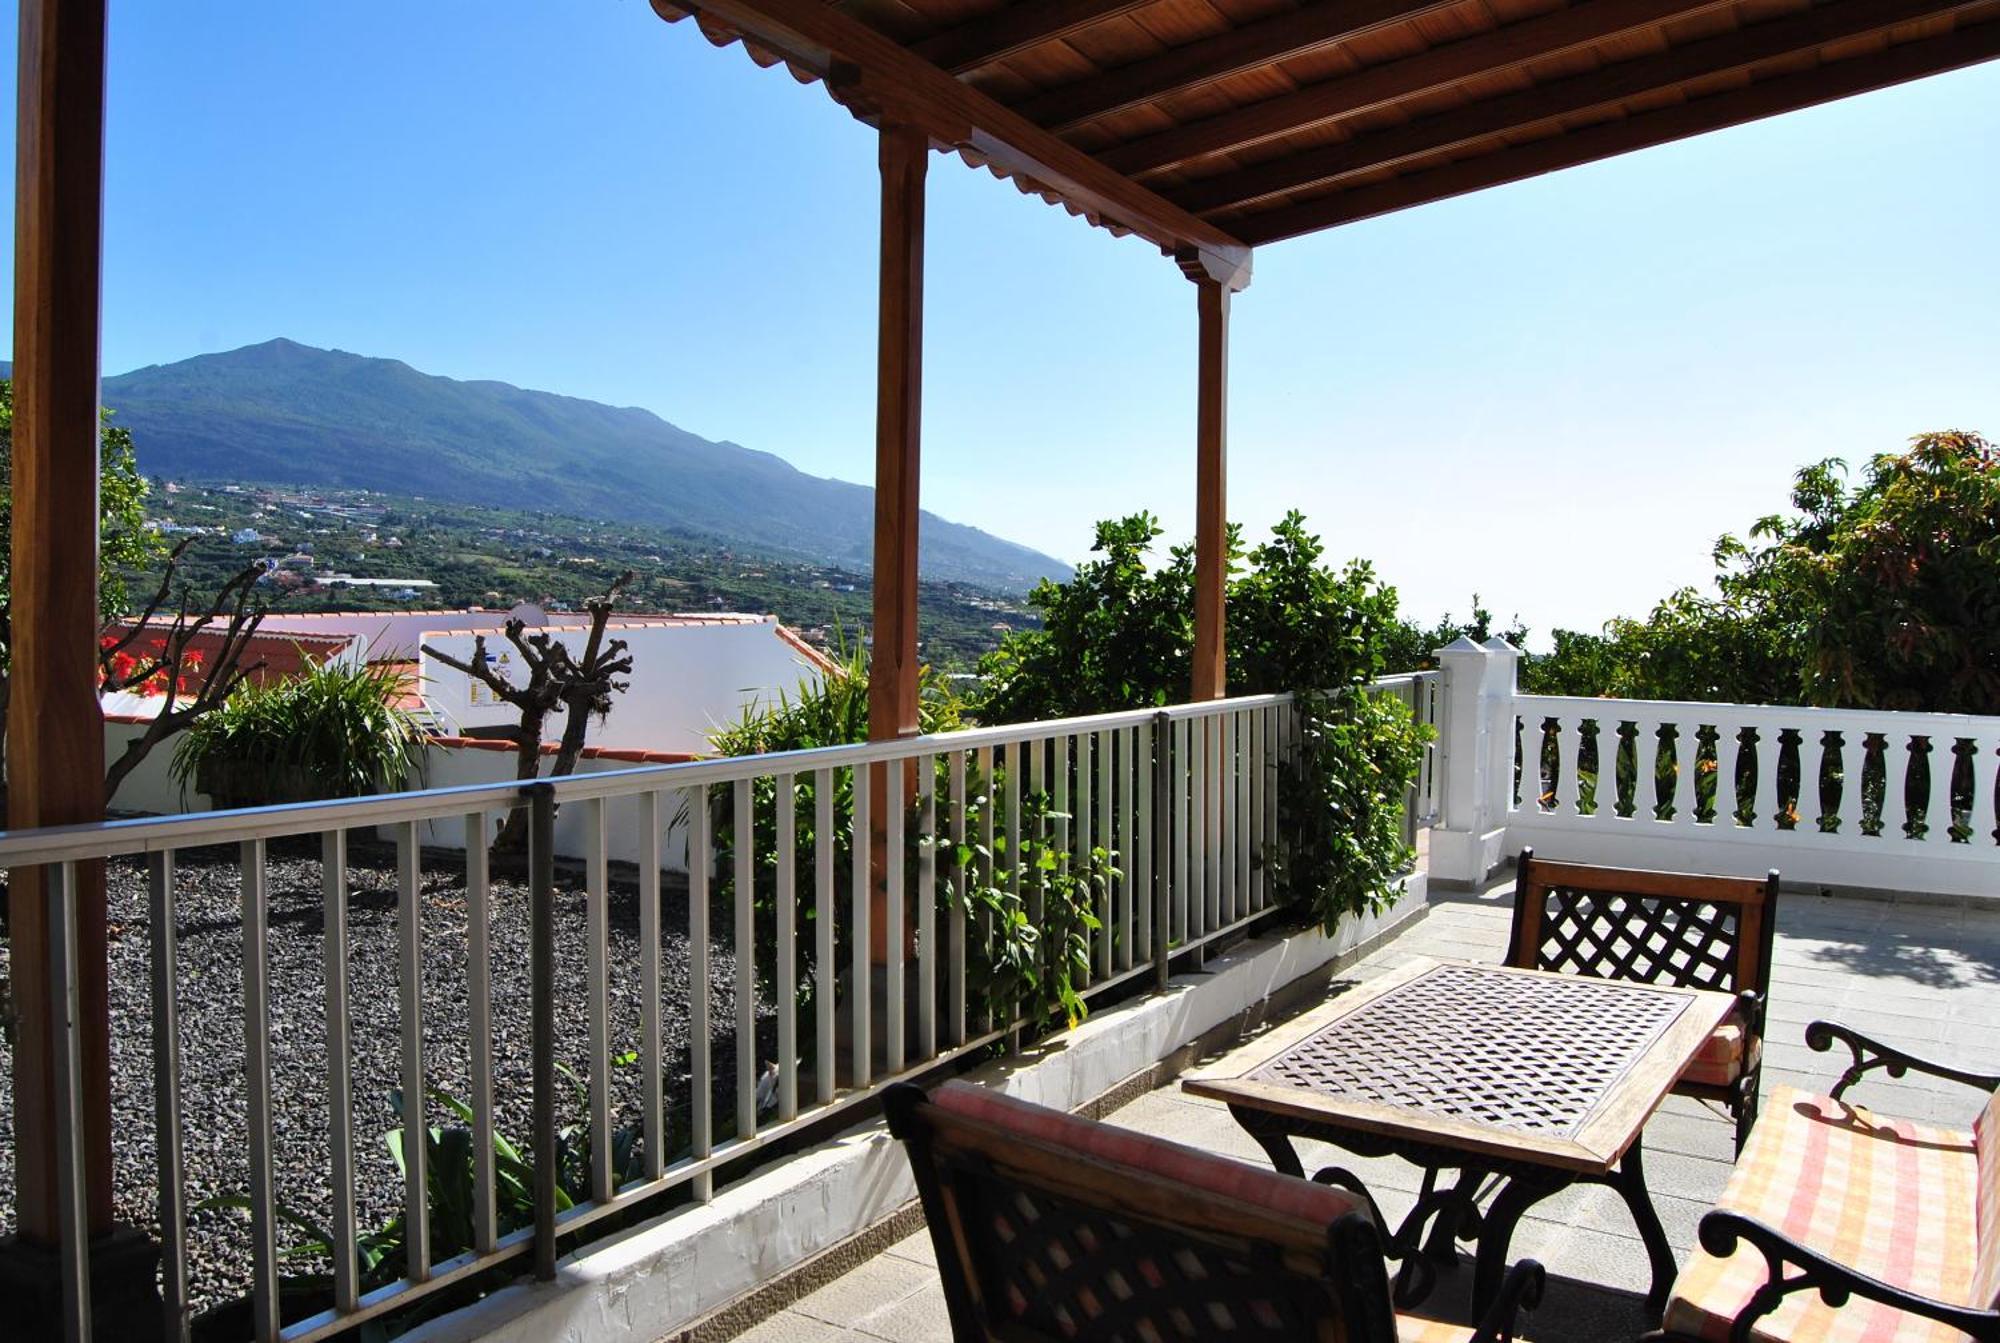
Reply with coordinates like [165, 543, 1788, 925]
[655, 0, 1999, 275]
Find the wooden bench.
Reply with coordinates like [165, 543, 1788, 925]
[1509, 849, 1779, 1151]
[885, 1080, 1546, 1342]
[1652, 1021, 2000, 1342]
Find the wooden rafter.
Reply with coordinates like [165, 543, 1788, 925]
[1174, 0, 1995, 215]
[1099, 0, 1744, 176]
[1013, 0, 1468, 134]
[911, 0, 1150, 75]
[653, 0, 1252, 285]
[1231, 15, 2000, 242]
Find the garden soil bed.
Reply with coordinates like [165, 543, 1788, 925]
[0, 836, 769, 1321]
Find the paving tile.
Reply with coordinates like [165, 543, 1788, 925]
[790, 1256, 935, 1331]
[881, 1229, 936, 1269]
[854, 1283, 952, 1343]
[733, 1310, 857, 1343]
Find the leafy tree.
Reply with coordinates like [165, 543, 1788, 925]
[1724, 432, 1999, 713]
[0, 380, 160, 628]
[975, 510, 1430, 930]
[1381, 594, 1531, 674]
[1525, 431, 1998, 714]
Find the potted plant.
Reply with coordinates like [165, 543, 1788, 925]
[171, 656, 424, 809]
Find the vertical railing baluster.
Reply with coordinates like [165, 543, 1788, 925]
[1029, 737, 1047, 932]
[850, 766, 872, 1087]
[1264, 705, 1280, 902]
[1224, 711, 1240, 911]
[1671, 721, 1699, 824]
[885, 764, 906, 1074]
[1074, 730, 1092, 987]
[1554, 716, 1580, 816]
[775, 772, 798, 1122]
[1121, 725, 1139, 968]
[638, 793, 665, 1181]
[814, 768, 836, 1104]
[463, 814, 497, 1253]
[1716, 722, 1744, 826]
[734, 778, 757, 1143]
[1172, 717, 1190, 946]
[977, 744, 996, 1035]
[1222, 712, 1238, 921]
[49, 861, 93, 1343]
[1248, 709, 1265, 908]
[396, 821, 430, 1280]
[1970, 737, 1996, 847]
[1152, 713, 1172, 989]
[688, 785, 714, 1201]
[1634, 719, 1661, 822]
[241, 841, 280, 1340]
[150, 850, 190, 1342]
[1097, 727, 1114, 976]
[529, 787, 559, 1275]
[585, 798, 613, 1202]
[320, 827, 360, 1311]
[917, 752, 937, 1060]
[949, 750, 968, 1046]
[1136, 721, 1154, 967]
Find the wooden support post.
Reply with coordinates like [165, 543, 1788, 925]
[867, 123, 926, 965]
[1188, 275, 1230, 701]
[8, 0, 113, 1243]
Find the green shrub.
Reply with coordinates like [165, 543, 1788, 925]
[171, 656, 424, 806]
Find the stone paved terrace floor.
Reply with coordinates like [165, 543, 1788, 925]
[722, 883, 2000, 1343]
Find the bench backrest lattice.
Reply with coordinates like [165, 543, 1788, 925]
[1510, 850, 1778, 1002]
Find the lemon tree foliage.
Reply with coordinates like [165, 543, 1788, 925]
[976, 511, 1430, 932]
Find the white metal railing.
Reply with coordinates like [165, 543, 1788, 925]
[1371, 671, 1445, 839]
[4, 692, 1324, 1343]
[1510, 694, 2000, 889]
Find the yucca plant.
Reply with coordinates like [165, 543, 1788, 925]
[171, 655, 425, 807]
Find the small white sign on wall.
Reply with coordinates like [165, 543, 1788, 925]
[468, 648, 517, 706]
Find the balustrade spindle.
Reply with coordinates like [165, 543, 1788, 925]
[1633, 720, 1661, 822]
[1835, 732, 1866, 837]
[1925, 738, 1957, 844]
[1555, 717, 1580, 817]
[1805, 732, 1833, 835]
[1970, 738, 1997, 848]
[949, 751, 968, 1046]
[1074, 732, 1091, 988]
[1716, 723, 1744, 827]
[1234, 711, 1252, 920]
[1118, 725, 1137, 967]
[1885, 735, 1915, 840]
[1751, 727, 1781, 831]
[977, 745, 996, 1034]
[726, 780, 752, 1133]
[1670, 722, 1698, 825]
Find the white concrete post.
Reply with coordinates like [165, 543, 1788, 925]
[1428, 636, 1521, 887]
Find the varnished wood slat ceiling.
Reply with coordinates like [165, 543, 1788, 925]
[656, 0, 2000, 252]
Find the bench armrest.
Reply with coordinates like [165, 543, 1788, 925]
[1805, 1019, 2000, 1103]
[1468, 1260, 1546, 1343]
[1698, 1210, 2000, 1341]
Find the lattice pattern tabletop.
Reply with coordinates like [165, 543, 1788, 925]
[1187, 956, 1738, 1172]
[1247, 963, 1691, 1139]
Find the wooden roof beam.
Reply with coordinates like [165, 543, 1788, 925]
[1100, 0, 1743, 176]
[1174, 0, 1993, 215]
[652, 0, 1251, 287]
[912, 0, 1152, 75]
[1232, 16, 2000, 243]
[1013, 0, 1468, 134]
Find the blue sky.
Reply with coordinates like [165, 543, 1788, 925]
[4, 1, 1996, 642]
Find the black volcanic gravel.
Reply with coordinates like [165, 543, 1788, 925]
[0, 838, 770, 1319]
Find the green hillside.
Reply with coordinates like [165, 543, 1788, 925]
[90, 339, 1069, 593]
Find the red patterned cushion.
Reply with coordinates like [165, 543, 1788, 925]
[930, 1082, 1370, 1229]
[1681, 1018, 1760, 1088]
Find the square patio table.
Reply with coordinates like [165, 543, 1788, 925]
[1184, 955, 1738, 1318]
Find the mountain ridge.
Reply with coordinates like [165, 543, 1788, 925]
[53, 339, 1068, 592]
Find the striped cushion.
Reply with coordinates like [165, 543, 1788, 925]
[1396, 1315, 1479, 1342]
[1681, 1018, 1760, 1089]
[1975, 1088, 2000, 1310]
[1663, 1086, 1980, 1342]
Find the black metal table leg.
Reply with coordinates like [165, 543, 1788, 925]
[1470, 1174, 1561, 1318]
[1230, 1104, 1305, 1177]
[1609, 1131, 1679, 1312]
